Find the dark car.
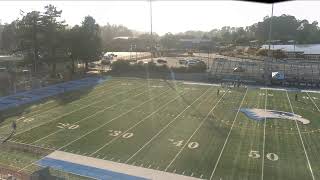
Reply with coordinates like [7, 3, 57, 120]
[157, 59, 167, 64]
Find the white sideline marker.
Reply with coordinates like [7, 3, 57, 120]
[165, 90, 228, 171]
[261, 89, 267, 180]
[306, 92, 320, 112]
[209, 88, 248, 180]
[286, 91, 315, 180]
[124, 87, 212, 163]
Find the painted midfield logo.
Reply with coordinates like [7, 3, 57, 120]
[240, 108, 310, 124]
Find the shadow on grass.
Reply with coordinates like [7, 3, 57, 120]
[0, 83, 98, 125]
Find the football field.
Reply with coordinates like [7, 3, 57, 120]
[1, 77, 320, 180]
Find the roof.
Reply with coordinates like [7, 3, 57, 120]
[113, 36, 136, 40]
[261, 44, 320, 55]
[179, 39, 211, 43]
[0, 55, 24, 63]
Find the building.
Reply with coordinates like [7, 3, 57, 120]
[284, 51, 304, 58]
[179, 38, 212, 50]
[303, 54, 320, 60]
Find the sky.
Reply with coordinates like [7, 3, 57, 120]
[0, 1, 319, 35]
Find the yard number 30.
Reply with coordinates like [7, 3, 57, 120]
[249, 150, 279, 161]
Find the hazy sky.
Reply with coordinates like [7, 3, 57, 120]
[0, 1, 319, 35]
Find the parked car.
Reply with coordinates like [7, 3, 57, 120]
[179, 59, 187, 65]
[101, 60, 111, 65]
[157, 59, 167, 64]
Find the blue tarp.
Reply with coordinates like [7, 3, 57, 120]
[0, 76, 109, 111]
[37, 157, 149, 180]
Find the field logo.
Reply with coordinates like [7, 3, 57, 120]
[240, 108, 310, 124]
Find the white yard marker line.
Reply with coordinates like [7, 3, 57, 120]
[57, 88, 171, 150]
[306, 92, 320, 112]
[14, 84, 144, 137]
[31, 87, 162, 144]
[7, 140, 55, 151]
[286, 91, 315, 180]
[0, 81, 123, 130]
[209, 88, 248, 180]
[89, 90, 191, 156]
[125, 87, 212, 164]
[261, 89, 267, 180]
[164, 90, 227, 171]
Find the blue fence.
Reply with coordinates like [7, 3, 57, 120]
[0, 76, 109, 112]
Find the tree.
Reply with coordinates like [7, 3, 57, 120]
[100, 23, 133, 51]
[16, 11, 43, 73]
[41, 4, 66, 75]
[79, 16, 102, 70]
[65, 25, 82, 75]
[1, 21, 18, 53]
[160, 33, 179, 50]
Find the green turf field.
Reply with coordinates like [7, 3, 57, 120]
[1, 77, 320, 180]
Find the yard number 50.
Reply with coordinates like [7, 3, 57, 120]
[249, 150, 279, 161]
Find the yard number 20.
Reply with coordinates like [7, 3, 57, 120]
[249, 150, 279, 161]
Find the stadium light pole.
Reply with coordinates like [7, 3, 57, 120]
[265, 3, 274, 85]
[149, 0, 154, 62]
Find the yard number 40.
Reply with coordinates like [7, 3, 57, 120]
[249, 150, 279, 161]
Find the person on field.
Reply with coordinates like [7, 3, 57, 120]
[217, 89, 220, 96]
[295, 93, 298, 101]
[12, 120, 17, 131]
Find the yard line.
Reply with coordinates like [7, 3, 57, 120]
[261, 89, 267, 180]
[306, 92, 320, 112]
[0, 80, 123, 130]
[209, 88, 248, 180]
[286, 91, 315, 180]
[164, 89, 227, 171]
[57, 87, 171, 150]
[32, 87, 169, 144]
[125, 86, 212, 164]
[14, 84, 144, 137]
[6, 140, 56, 151]
[89, 89, 191, 156]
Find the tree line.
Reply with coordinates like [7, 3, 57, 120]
[1, 5, 320, 73]
[0, 5, 102, 76]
